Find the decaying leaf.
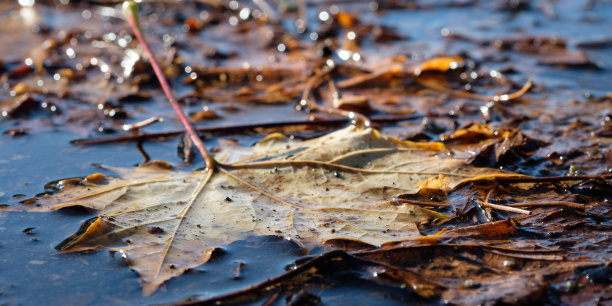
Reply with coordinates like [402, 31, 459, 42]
[8, 126, 520, 294]
[443, 123, 548, 165]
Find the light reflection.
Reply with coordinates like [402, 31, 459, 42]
[239, 7, 250, 20]
[81, 9, 92, 19]
[19, 6, 39, 27]
[18, 0, 35, 7]
[104, 32, 117, 42]
[295, 19, 305, 33]
[347, 31, 356, 40]
[98, 6, 118, 18]
[337, 49, 351, 61]
[66, 48, 76, 59]
[121, 49, 140, 77]
[318, 11, 330, 22]
[440, 27, 451, 37]
[199, 11, 209, 20]
[117, 38, 128, 48]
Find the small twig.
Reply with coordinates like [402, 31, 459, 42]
[508, 201, 585, 210]
[232, 261, 244, 280]
[484, 184, 497, 201]
[482, 183, 498, 221]
[136, 139, 150, 163]
[123, 1, 215, 170]
[328, 79, 340, 109]
[121, 116, 163, 132]
[488, 174, 612, 183]
[476, 200, 531, 215]
[484, 248, 563, 261]
[71, 115, 424, 145]
[394, 198, 451, 207]
[415, 78, 532, 102]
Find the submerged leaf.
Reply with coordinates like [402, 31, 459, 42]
[7, 126, 519, 294]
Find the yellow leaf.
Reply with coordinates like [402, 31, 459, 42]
[417, 56, 463, 74]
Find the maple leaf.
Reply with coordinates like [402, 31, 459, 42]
[8, 126, 520, 294]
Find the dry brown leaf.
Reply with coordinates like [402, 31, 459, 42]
[7, 126, 520, 294]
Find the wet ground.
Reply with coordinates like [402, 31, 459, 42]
[1, 0, 611, 304]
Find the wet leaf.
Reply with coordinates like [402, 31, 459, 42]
[416, 56, 464, 74]
[443, 123, 547, 167]
[6, 126, 518, 294]
[0, 94, 39, 118]
[538, 50, 599, 69]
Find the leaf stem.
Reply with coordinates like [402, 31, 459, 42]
[122, 1, 216, 170]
